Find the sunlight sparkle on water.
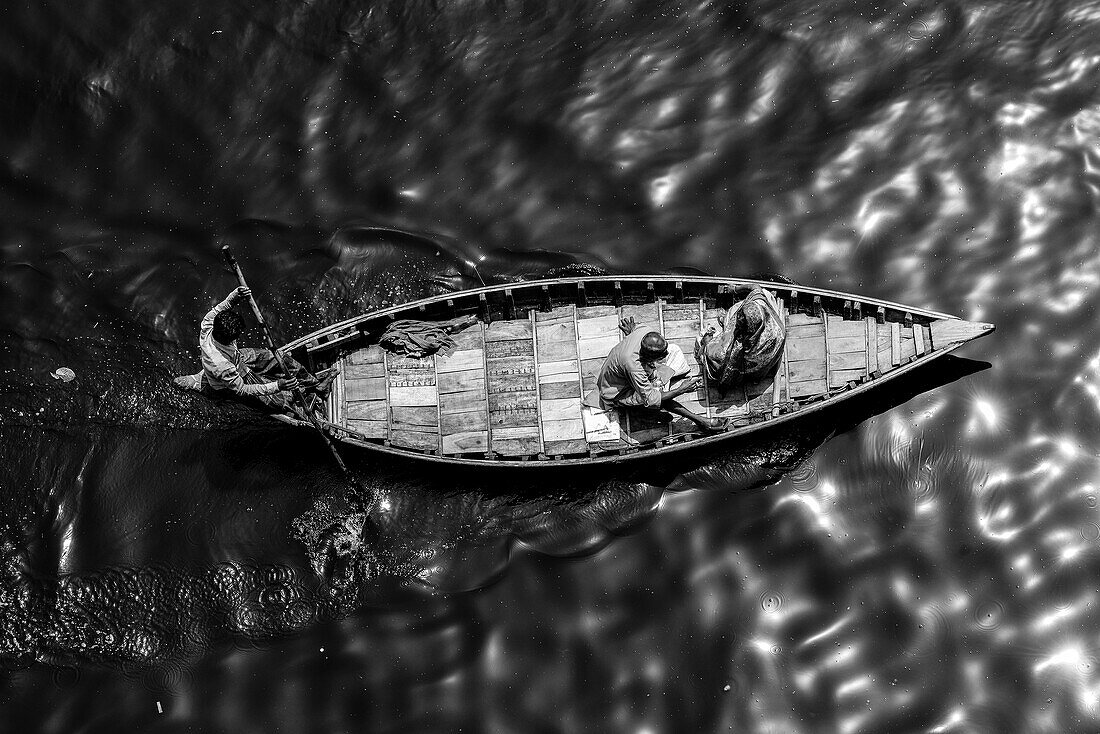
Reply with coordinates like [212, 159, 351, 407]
[965, 395, 1001, 434]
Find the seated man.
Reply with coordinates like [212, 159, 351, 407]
[174, 286, 335, 414]
[595, 317, 724, 432]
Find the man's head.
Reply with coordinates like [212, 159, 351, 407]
[639, 331, 668, 364]
[212, 309, 244, 345]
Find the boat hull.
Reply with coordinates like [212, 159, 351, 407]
[276, 276, 993, 469]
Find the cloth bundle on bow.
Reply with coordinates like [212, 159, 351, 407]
[379, 315, 479, 358]
[695, 286, 785, 392]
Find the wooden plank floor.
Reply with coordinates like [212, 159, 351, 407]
[437, 324, 488, 454]
[338, 296, 935, 457]
[485, 319, 539, 456]
[344, 344, 388, 439]
[786, 312, 827, 399]
[663, 300, 708, 434]
[536, 307, 586, 456]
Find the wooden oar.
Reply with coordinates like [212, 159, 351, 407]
[221, 245, 350, 475]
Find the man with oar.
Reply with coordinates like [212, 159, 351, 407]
[174, 285, 336, 414]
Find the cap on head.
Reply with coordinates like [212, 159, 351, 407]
[639, 331, 668, 360]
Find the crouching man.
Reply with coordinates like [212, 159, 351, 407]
[596, 317, 725, 432]
[174, 286, 334, 414]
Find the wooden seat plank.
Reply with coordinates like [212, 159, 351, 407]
[577, 305, 618, 318]
[486, 318, 540, 456]
[890, 322, 901, 366]
[787, 312, 820, 327]
[539, 359, 580, 377]
[865, 317, 879, 375]
[436, 349, 484, 374]
[901, 328, 916, 361]
[442, 431, 489, 454]
[535, 307, 574, 324]
[577, 315, 621, 340]
[345, 362, 386, 379]
[829, 351, 866, 371]
[346, 401, 388, 421]
[662, 302, 700, 318]
[346, 419, 387, 439]
[390, 429, 438, 452]
[391, 406, 438, 427]
[541, 398, 580, 423]
[345, 375, 387, 402]
[789, 360, 827, 382]
[484, 320, 533, 341]
[877, 324, 894, 372]
[913, 321, 926, 355]
[543, 438, 589, 455]
[830, 368, 865, 386]
[827, 317, 865, 341]
[385, 354, 439, 450]
[441, 410, 488, 434]
[828, 334, 866, 354]
[543, 418, 585, 442]
[788, 378, 827, 398]
[439, 389, 487, 415]
[540, 382, 580, 400]
[578, 336, 621, 360]
[437, 368, 485, 395]
[620, 303, 660, 330]
[664, 320, 700, 339]
[389, 386, 438, 407]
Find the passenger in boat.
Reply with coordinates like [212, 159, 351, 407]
[696, 286, 784, 391]
[173, 286, 336, 414]
[596, 317, 725, 432]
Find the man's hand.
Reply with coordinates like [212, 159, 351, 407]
[678, 377, 702, 394]
[619, 316, 636, 335]
[232, 286, 252, 301]
[277, 376, 300, 391]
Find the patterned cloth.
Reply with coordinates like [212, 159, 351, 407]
[695, 286, 785, 392]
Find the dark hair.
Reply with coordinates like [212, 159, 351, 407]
[639, 331, 668, 360]
[212, 309, 244, 344]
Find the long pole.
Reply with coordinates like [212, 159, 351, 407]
[221, 245, 350, 475]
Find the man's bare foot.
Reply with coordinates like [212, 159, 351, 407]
[697, 417, 728, 433]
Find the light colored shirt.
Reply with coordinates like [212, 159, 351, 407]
[200, 295, 279, 396]
[597, 327, 663, 409]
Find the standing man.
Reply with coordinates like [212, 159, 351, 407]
[174, 286, 335, 414]
[596, 317, 725, 432]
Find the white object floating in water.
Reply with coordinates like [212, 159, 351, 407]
[156, 701, 163, 714]
[51, 367, 76, 383]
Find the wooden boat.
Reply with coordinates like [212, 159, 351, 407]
[274, 276, 993, 469]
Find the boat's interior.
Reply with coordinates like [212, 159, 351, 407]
[280, 277, 979, 462]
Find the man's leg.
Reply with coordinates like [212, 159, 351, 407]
[660, 398, 726, 431]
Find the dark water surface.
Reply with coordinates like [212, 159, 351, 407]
[2, 1, 1096, 731]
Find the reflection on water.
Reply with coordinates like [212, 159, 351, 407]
[4, 0, 1100, 731]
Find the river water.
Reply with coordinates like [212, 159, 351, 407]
[1, 1, 1097, 732]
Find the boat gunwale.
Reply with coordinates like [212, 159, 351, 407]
[280, 275, 958, 354]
